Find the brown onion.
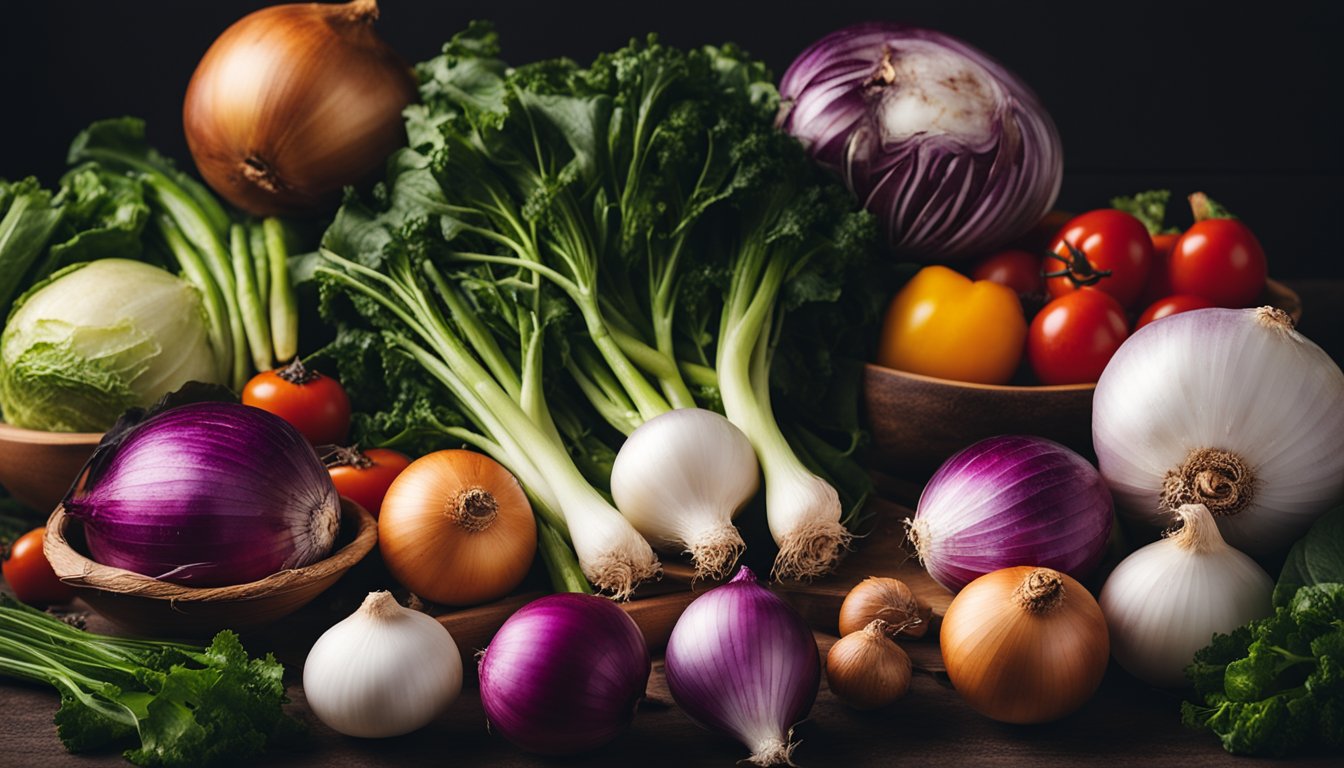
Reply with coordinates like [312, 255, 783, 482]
[940, 566, 1109, 724]
[183, 0, 417, 216]
[837, 576, 929, 639]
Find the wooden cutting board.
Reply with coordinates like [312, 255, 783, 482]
[436, 492, 951, 674]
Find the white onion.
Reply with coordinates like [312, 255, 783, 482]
[1099, 504, 1272, 688]
[1092, 307, 1344, 556]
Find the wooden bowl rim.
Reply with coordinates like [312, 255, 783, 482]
[0, 420, 103, 445]
[866, 278, 1301, 393]
[44, 498, 377, 603]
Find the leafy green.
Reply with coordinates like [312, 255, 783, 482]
[1182, 583, 1344, 756]
[1276, 505, 1344, 607]
[318, 25, 883, 583]
[0, 177, 67, 321]
[1110, 189, 1180, 235]
[0, 595, 298, 767]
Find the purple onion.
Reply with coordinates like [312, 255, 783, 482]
[478, 593, 650, 755]
[778, 23, 1063, 261]
[664, 566, 819, 766]
[909, 435, 1112, 593]
[64, 401, 340, 586]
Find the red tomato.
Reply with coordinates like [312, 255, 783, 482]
[1045, 210, 1155, 309]
[1138, 232, 1182, 307]
[3, 528, 74, 606]
[969, 249, 1044, 296]
[1134, 294, 1217, 331]
[328, 448, 412, 518]
[1028, 289, 1130, 385]
[242, 361, 352, 446]
[1168, 219, 1268, 307]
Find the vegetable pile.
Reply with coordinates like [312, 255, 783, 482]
[317, 23, 883, 592]
[0, 595, 296, 768]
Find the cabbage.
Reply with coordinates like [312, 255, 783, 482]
[0, 259, 222, 432]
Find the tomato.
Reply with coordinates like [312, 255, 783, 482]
[969, 249, 1044, 297]
[242, 360, 352, 445]
[877, 266, 1027, 385]
[3, 528, 74, 606]
[328, 447, 412, 518]
[1028, 289, 1130, 385]
[1044, 210, 1155, 309]
[1168, 218, 1268, 308]
[1138, 232, 1182, 307]
[1134, 294, 1216, 331]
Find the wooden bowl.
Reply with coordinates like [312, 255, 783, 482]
[863, 279, 1302, 474]
[0, 422, 100, 511]
[44, 498, 378, 638]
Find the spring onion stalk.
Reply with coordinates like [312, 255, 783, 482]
[263, 217, 299, 363]
[153, 215, 233, 384]
[248, 222, 271, 322]
[230, 224, 274, 372]
[317, 248, 659, 598]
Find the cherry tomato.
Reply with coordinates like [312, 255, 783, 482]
[242, 360, 351, 446]
[1134, 294, 1217, 331]
[969, 249, 1044, 297]
[328, 447, 412, 518]
[1138, 232, 1182, 307]
[877, 266, 1027, 385]
[3, 528, 74, 606]
[1028, 289, 1130, 385]
[1045, 210, 1155, 309]
[1168, 218, 1268, 308]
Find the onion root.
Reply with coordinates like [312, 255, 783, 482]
[771, 518, 852, 581]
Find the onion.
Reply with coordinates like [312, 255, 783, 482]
[907, 435, 1113, 593]
[183, 0, 417, 216]
[1099, 504, 1272, 688]
[1093, 306, 1344, 557]
[826, 620, 912, 710]
[941, 566, 1109, 724]
[478, 593, 650, 755]
[664, 566, 820, 766]
[63, 401, 340, 586]
[778, 23, 1062, 261]
[378, 449, 537, 607]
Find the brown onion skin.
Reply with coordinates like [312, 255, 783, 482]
[183, 0, 417, 217]
[940, 566, 1109, 724]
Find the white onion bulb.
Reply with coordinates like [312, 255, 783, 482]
[1099, 504, 1272, 688]
[1092, 306, 1344, 556]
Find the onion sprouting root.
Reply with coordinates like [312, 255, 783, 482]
[684, 523, 747, 582]
[585, 550, 663, 602]
[748, 735, 799, 768]
[771, 517, 853, 582]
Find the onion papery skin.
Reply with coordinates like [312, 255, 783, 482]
[64, 402, 340, 586]
[778, 22, 1062, 261]
[183, 0, 418, 216]
[910, 435, 1113, 593]
[664, 566, 820, 766]
[1092, 307, 1344, 557]
[478, 593, 650, 755]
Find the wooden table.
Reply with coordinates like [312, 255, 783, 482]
[4, 280, 1343, 767]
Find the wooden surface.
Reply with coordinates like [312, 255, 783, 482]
[2, 279, 1342, 766]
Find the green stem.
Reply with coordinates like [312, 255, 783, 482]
[154, 215, 233, 384]
[537, 517, 592, 594]
[263, 218, 298, 364]
[423, 260, 521, 401]
[230, 224, 274, 372]
[248, 223, 270, 323]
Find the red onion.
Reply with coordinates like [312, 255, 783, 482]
[778, 23, 1062, 261]
[908, 436, 1112, 593]
[478, 593, 650, 755]
[63, 401, 340, 586]
[664, 566, 820, 766]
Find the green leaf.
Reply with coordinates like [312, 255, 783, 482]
[0, 176, 66, 319]
[1110, 189, 1180, 235]
[1276, 505, 1344, 606]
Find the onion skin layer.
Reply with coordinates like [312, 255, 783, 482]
[478, 593, 650, 756]
[183, 0, 417, 216]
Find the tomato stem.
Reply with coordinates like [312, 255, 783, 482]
[1188, 191, 1237, 223]
[322, 444, 373, 470]
[276, 357, 321, 385]
[1042, 242, 1112, 287]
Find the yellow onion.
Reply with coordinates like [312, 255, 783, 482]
[183, 0, 417, 216]
[379, 450, 537, 606]
[940, 566, 1109, 724]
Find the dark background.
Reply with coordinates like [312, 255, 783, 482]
[3, 0, 1342, 276]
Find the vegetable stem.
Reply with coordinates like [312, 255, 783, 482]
[263, 218, 298, 363]
[230, 224, 275, 372]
